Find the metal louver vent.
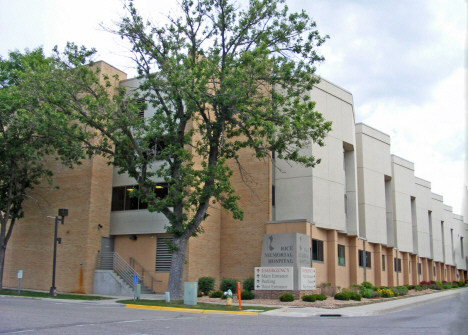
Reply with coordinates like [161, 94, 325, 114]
[156, 237, 173, 272]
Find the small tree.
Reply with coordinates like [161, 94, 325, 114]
[23, 0, 331, 299]
[0, 48, 84, 287]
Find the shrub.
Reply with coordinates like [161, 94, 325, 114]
[198, 277, 215, 295]
[452, 281, 460, 287]
[420, 281, 430, 286]
[220, 278, 238, 293]
[393, 292, 399, 297]
[362, 289, 372, 299]
[279, 293, 295, 302]
[334, 292, 350, 301]
[407, 285, 415, 290]
[316, 294, 327, 301]
[361, 281, 374, 289]
[391, 286, 408, 296]
[302, 295, 317, 302]
[430, 280, 436, 285]
[442, 283, 452, 290]
[241, 290, 254, 300]
[459, 280, 466, 287]
[302, 294, 327, 302]
[348, 292, 362, 301]
[377, 288, 394, 298]
[209, 291, 223, 298]
[451, 283, 459, 289]
[435, 281, 443, 287]
[242, 277, 254, 292]
[428, 284, 441, 290]
[197, 291, 203, 297]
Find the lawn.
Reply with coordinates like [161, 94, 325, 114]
[117, 299, 277, 312]
[0, 289, 110, 300]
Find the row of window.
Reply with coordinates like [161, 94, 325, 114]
[111, 184, 168, 211]
[311, 239, 427, 274]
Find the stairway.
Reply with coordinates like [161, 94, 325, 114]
[98, 252, 160, 294]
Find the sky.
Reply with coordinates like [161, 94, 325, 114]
[0, 0, 466, 215]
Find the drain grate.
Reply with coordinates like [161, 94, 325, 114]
[319, 314, 342, 317]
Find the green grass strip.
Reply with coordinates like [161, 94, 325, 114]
[0, 289, 109, 300]
[117, 299, 277, 312]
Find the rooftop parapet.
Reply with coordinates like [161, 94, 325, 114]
[355, 123, 391, 145]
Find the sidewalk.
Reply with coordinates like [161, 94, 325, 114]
[262, 287, 468, 318]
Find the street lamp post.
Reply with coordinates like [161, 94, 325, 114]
[49, 209, 68, 297]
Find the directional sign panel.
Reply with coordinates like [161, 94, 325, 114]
[298, 267, 316, 290]
[254, 267, 294, 290]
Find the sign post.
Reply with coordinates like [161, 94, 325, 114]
[237, 281, 241, 310]
[133, 275, 138, 301]
[17, 270, 23, 295]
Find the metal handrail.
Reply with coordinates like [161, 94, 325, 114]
[98, 252, 140, 289]
[130, 257, 161, 292]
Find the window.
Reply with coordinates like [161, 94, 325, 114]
[382, 255, 386, 271]
[461, 237, 465, 259]
[312, 239, 324, 262]
[433, 266, 436, 276]
[359, 250, 371, 268]
[272, 185, 276, 207]
[394, 258, 402, 272]
[418, 263, 421, 275]
[111, 184, 168, 211]
[338, 244, 345, 266]
[156, 236, 173, 272]
[409, 261, 411, 274]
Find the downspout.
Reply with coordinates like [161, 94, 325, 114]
[363, 240, 367, 282]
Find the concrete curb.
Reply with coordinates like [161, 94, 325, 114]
[125, 304, 259, 315]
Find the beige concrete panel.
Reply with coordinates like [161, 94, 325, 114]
[329, 181, 346, 231]
[341, 102, 355, 145]
[112, 162, 166, 186]
[371, 206, 388, 245]
[358, 203, 367, 239]
[393, 191, 412, 223]
[327, 137, 345, 184]
[325, 94, 343, 140]
[355, 129, 365, 170]
[310, 141, 329, 180]
[395, 219, 414, 253]
[312, 176, 330, 227]
[275, 146, 313, 180]
[346, 190, 359, 236]
[359, 134, 375, 170]
[345, 150, 358, 192]
[274, 176, 313, 222]
[417, 231, 432, 258]
[374, 172, 386, 209]
[110, 211, 169, 235]
[309, 84, 328, 111]
[357, 167, 366, 204]
[392, 163, 415, 197]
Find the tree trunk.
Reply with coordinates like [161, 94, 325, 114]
[166, 236, 189, 300]
[0, 245, 6, 290]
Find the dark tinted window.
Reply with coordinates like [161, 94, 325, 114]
[111, 186, 125, 211]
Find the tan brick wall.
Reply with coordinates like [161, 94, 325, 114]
[2, 62, 125, 293]
[219, 147, 271, 283]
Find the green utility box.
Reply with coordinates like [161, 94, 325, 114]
[135, 284, 141, 299]
[184, 282, 198, 305]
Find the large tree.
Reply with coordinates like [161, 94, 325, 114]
[0, 49, 84, 287]
[23, 0, 331, 299]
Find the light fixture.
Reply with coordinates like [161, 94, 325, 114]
[155, 186, 163, 189]
[97, 224, 103, 229]
[129, 235, 137, 241]
[127, 188, 134, 192]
